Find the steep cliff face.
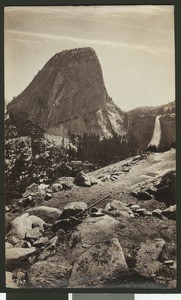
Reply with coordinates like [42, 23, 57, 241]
[159, 114, 175, 150]
[7, 47, 126, 138]
[127, 101, 175, 152]
[127, 113, 155, 151]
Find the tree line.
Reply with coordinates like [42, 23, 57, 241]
[68, 132, 137, 166]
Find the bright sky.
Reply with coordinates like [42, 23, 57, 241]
[4, 5, 175, 111]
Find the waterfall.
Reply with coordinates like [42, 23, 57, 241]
[148, 115, 161, 148]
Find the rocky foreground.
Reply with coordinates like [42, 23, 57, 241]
[6, 149, 176, 289]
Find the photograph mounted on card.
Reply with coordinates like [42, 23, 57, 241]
[4, 5, 176, 289]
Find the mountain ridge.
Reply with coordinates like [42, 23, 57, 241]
[7, 47, 126, 138]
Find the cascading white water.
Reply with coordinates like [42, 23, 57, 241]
[148, 115, 161, 148]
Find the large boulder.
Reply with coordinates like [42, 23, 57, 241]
[105, 200, 132, 218]
[74, 171, 98, 187]
[25, 228, 43, 240]
[56, 177, 74, 190]
[38, 183, 49, 194]
[61, 202, 87, 219]
[22, 183, 47, 199]
[71, 215, 120, 246]
[74, 172, 91, 187]
[136, 238, 165, 278]
[28, 261, 71, 288]
[152, 209, 163, 219]
[24, 183, 39, 195]
[6, 247, 36, 271]
[51, 183, 63, 192]
[69, 215, 121, 261]
[68, 238, 128, 287]
[162, 205, 176, 220]
[26, 206, 61, 223]
[155, 170, 176, 205]
[6, 213, 45, 244]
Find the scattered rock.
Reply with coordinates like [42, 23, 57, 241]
[46, 236, 58, 250]
[103, 210, 122, 218]
[129, 214, 135, 218]
[5, 206, 11, 212]
[51, 183, 63, 192]
[26, 206, 62, 223]
[89, 176, 99, 185]
[74, 172, 92, 187]
[163, 260, 174, 266]
[152, 209, 163, 219]
[43, 223, 52, 230]
[21, 241, 32, 248]
[110, 174, 119, 180]
[6, 242, 13, 249]
[28, 261, 71, 288]
[90, 207, 99, 213]
[24, 183, 39, 195]
[45, 192, 53, 200]
[136, 238, 165, 278]
[33, 236, 49, 247]
[18, 196, 34, 208]
[25, 227, 43, 241]
[131, 190, 152, 200]
[52, 217, 82, 232]
[162, 205, 176, 220]
[7, 213, 45, 243]
[122, 168, 130, 173]
[155, 170, 176, 205]
[135, 208, 148, 217]
[56, 177, 74, 190]
[6, 247, 36, 270]
[110, 176, 117, 181]
[146, 185, 157, 195]
[61, 202, 87, 219]
[68, 238, 128, 287]
[38, 183, 49, 194]
[90, 209, 105, 217]
[130, 204, 140, 211]
[38, 248, 56, 261]
[146, 211, 152, 216]
[101, 175, 110, 182]
[6, 271, 19, 288]
[105, 200, 132, 218]
[62, 183, 72, 190]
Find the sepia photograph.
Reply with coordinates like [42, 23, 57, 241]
[4, 5, 176, 289]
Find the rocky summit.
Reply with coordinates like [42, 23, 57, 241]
[7, 47, 126, 138]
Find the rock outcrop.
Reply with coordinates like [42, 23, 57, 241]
[159, 114, 175, 150]
[29, 261, 71, 288]
[155, 170, 176, 206]
[25, 206, 61, 223]
[6, 248, 36, 271]
[68, 238, 128, 287]
[136, 238, 165, 278]
[127, 101, 175, 152]
[7, 47, 126, 138]
[6, 213, 45, 244]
